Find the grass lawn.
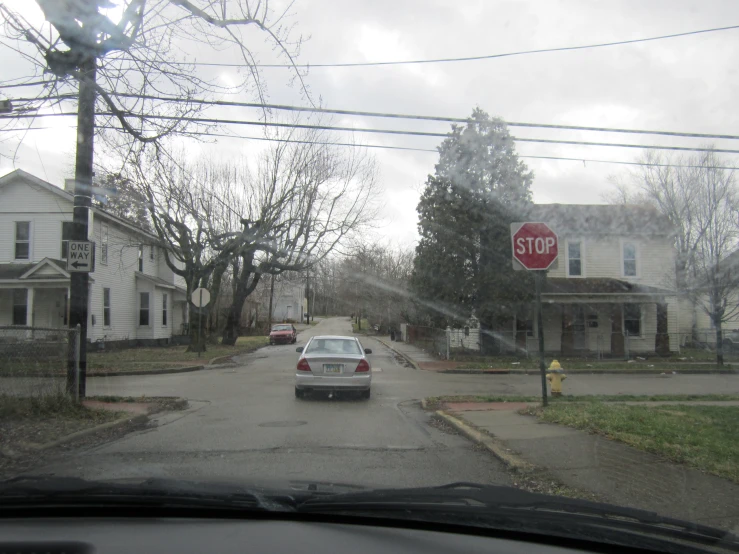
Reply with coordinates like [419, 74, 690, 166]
[351, 318, 371, 334]
[0, 393, 124, 455]
[425, 394, 739, 409]
[86, 335, 269, 373]
[527, 402, 739, 484]
[452, 358, 733, 371]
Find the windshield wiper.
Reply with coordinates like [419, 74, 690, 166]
[0, 476, 297, 513]
[298, 482, 739, 553]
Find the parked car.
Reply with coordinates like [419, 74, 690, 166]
[269, 324, 297, 345]
[294, 335, 372, 399]
[722, 330, 739, 354]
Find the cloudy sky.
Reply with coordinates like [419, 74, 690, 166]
[2, 0, 739, 247]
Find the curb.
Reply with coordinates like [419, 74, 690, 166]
[435, 409, 533, 473]
[28, 413, 150, 452]
[87, 365, 205, 377]
[375, 338, 421, 370]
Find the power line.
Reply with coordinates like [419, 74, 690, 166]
[6, 122, 739, 170]
[5, 111, 739, 154]
[116, 24, 739, 68]
[11, 92, 739, 142]
[0, 79, 59, 89]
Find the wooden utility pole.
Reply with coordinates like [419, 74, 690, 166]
[67, 56, 96, 399]
[267, 274, 275, 330]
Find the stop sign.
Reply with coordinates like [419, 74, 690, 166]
[511, 222, 558, 270]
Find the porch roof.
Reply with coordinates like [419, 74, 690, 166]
[0, 258, 81, 285]
[135, 271, 186, 294]
[544, 278, 674, 296]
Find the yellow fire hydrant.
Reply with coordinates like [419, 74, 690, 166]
[546, 360, 567, 397]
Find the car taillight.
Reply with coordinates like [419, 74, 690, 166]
[297, 359, 312, 372]
[355, 359, 370, 372]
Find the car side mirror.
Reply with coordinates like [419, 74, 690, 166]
[364, 348, 372, 354]
[296, 347, 304, 353]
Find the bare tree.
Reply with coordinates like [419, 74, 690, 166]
[607, 149, 739, 364]
[218, 126, 379, 345]
[687, 152, 739, 365]
[1, 0, 307, 146]
[129, 124, 379, 348]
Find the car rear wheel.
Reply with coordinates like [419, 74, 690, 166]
[361, 389, 371, 400]
[295, 387, 304, 399]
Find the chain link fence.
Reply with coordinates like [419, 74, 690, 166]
[404, 325, 739, 362]
[0, 325, 80, 398]
[405, 325, 449, 358]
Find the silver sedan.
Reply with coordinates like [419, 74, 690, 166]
[294, 335, 372, 399]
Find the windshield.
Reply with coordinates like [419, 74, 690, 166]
[1, 0, 739, 548]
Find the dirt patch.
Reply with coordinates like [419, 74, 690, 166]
[428, 413, 461, 435]
[0, 396, 188, 479]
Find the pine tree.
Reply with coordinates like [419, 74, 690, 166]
[411, 108, 535, 349]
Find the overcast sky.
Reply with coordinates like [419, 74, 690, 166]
[2, 0, 739, 247]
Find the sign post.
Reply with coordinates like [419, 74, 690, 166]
[192, 287, 211, 358]
[511, 222, 559, 406]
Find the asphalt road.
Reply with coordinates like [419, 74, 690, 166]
[34, 317, 515, 489]
[29, 316, 739, 489]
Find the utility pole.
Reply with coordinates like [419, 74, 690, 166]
[305, 267, 311, 324]
[67, 56, 96, 399]
[267, 274, 275, 330]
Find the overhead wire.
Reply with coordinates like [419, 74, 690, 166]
[4, 123, 739, 170]
[112, 23, 739, 68]
[9, 92, 739, 142]
[4, 111, 739, 154]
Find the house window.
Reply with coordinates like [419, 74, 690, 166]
[623, 303, 642, 336]
[103, 288, 111, 327]
[101, 224, 109, 265]
[12, 289, 27, 325]
[15, 222, 30, 260]
[623, 242, 637, 277]
[150, 245, 155, 260]
[138, 245, 144, 272]
[139, 292, 150, 326]
[162, 293, 168, 326]
[567, 241, 582, 277]
[61, 221, 74, 259]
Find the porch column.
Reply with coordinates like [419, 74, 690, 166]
[655, 302, 670, 356]
[561, 304, 575, 356]
[26, 287, 34, 338]
[611, 303, 625, 357]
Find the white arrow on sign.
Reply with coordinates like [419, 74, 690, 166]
[67, 241, 95, 272]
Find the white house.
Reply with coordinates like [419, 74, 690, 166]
[501, 204, 679, 356]
[0, 169, 187, 346]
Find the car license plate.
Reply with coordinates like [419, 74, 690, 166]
[323, 364, 343, 374]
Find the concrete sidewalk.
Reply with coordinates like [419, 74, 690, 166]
[441, 402, 739, 532]
[375, 337, 459, 370]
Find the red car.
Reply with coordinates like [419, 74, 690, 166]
[269, 324, 297, 345]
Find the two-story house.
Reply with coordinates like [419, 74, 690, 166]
[0, 169, 187, 346]
[512, 204, 679, 356]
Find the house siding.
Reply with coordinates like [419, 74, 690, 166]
[547, 234, 676, 290]
[0, 171, 186, 345]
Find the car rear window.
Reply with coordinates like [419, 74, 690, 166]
[305, 339, 362, 355]
[272, 325, 292, 331]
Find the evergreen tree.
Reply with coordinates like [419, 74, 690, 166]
[411, 108, 535, 349]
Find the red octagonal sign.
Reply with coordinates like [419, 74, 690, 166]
[511, 222, 559, 270]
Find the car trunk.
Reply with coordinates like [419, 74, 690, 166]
[304, 354, 362, 376]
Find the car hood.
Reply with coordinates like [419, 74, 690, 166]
[270, 331, 293, 335]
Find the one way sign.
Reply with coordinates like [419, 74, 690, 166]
[67, 241, 95, 273]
